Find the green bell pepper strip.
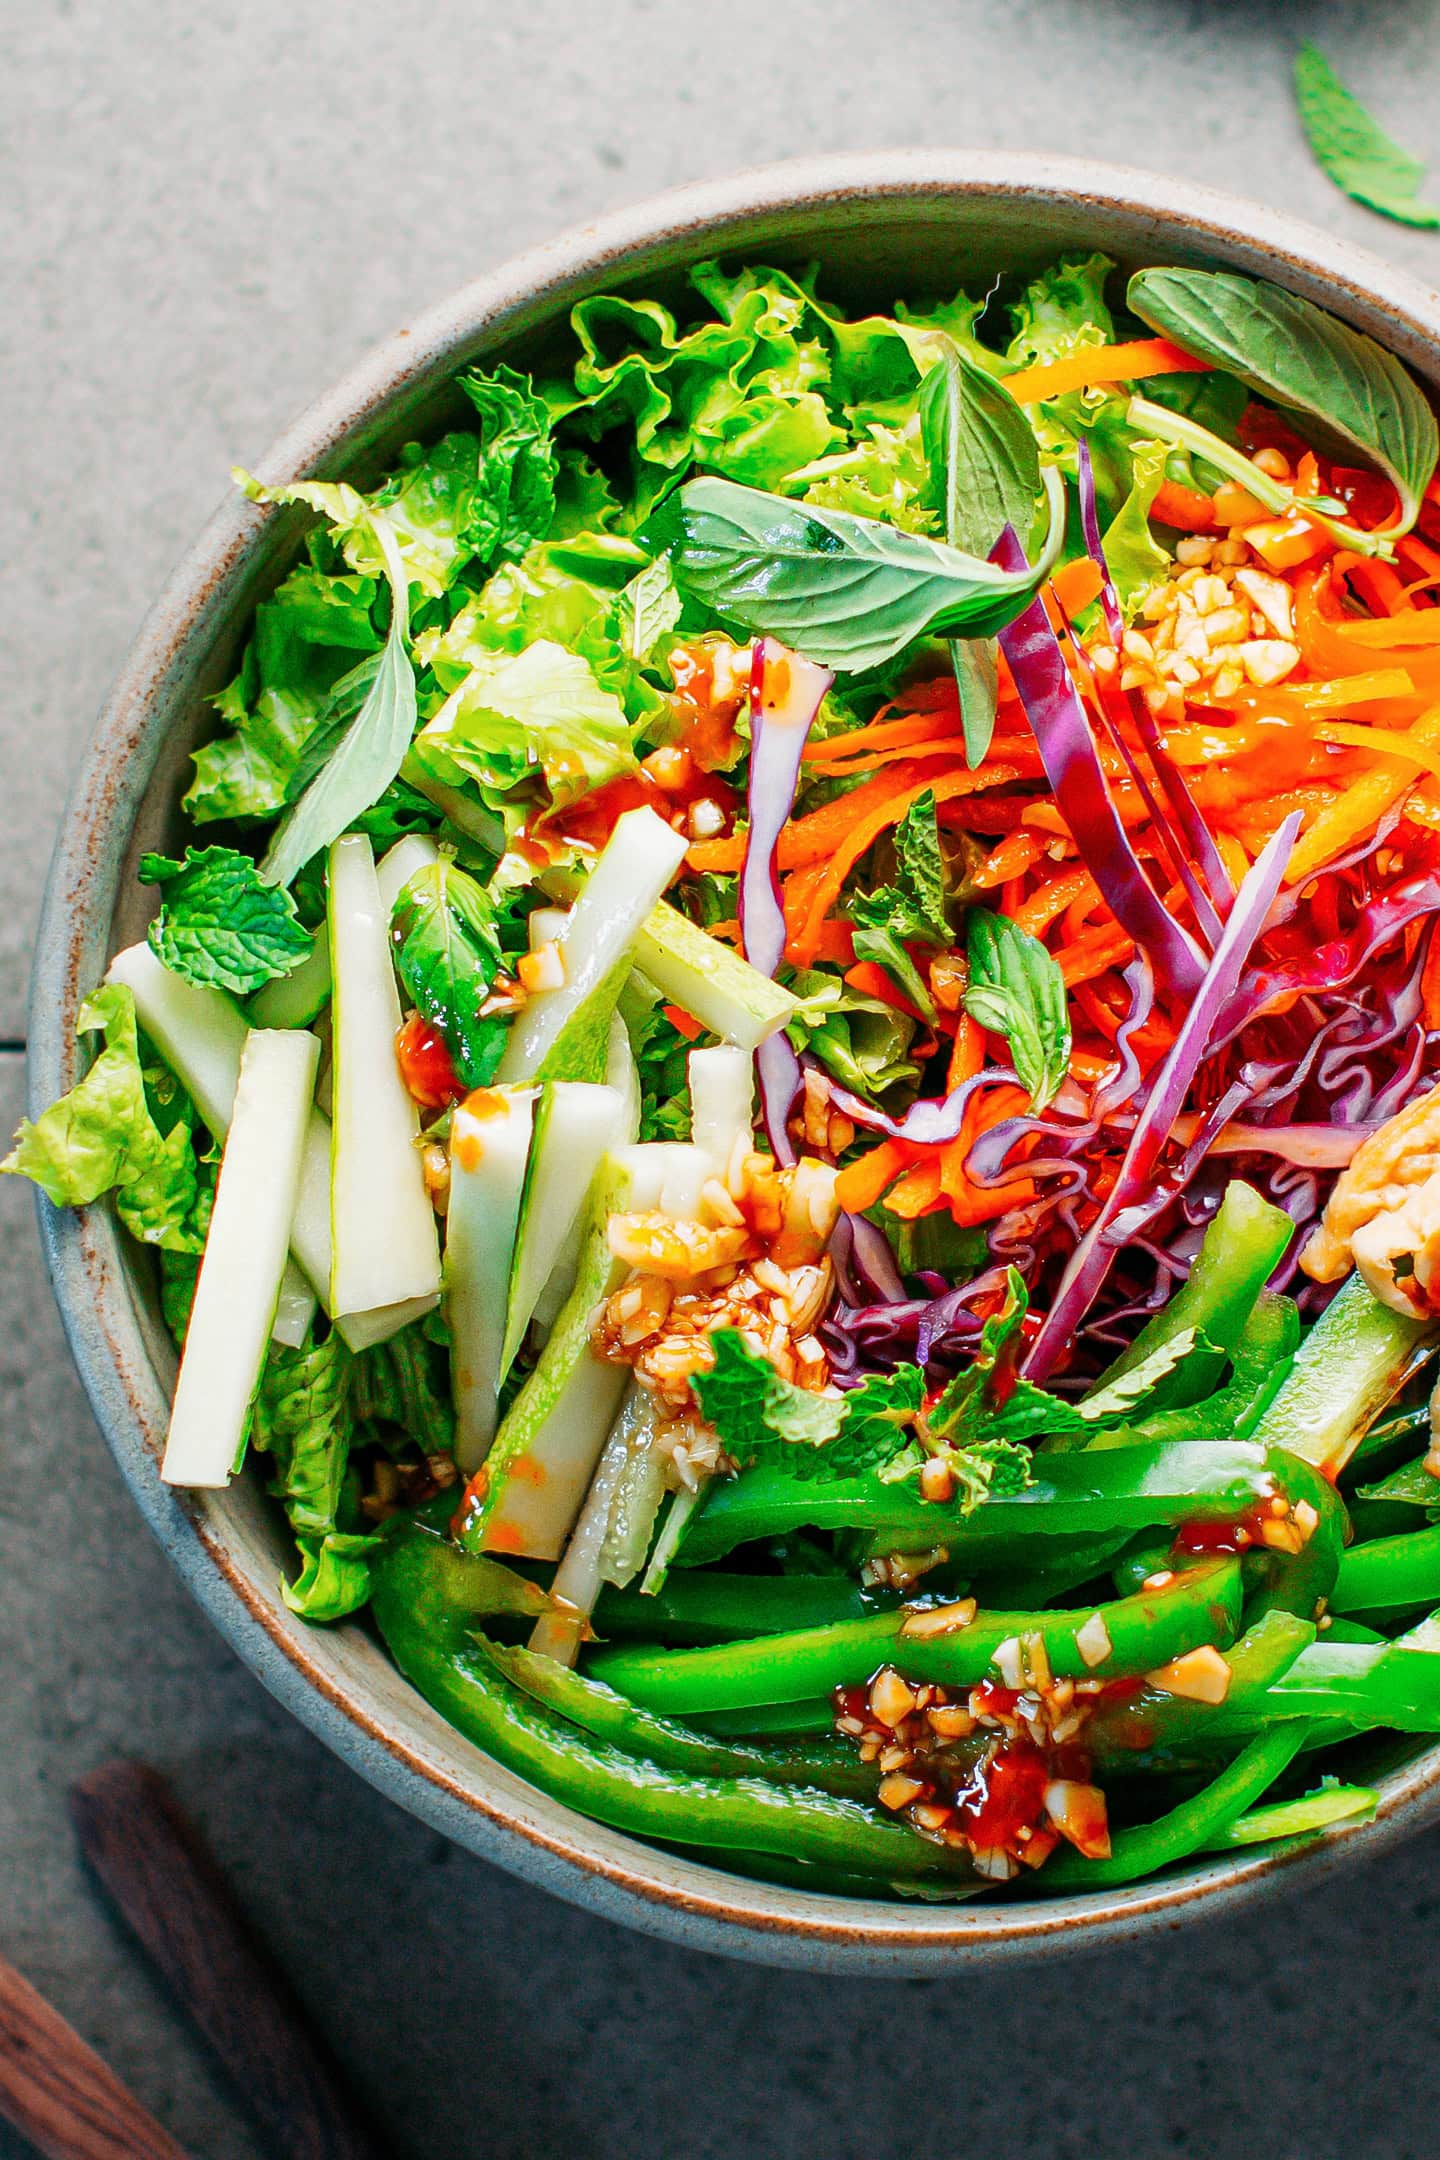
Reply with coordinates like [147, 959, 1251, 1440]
[1200, 1782, 1377, 1849]
[1242, 1452, 1347, 1625]
[592, 1570, 889, 1645]
[586, 1557, 1243, 1716]
[369, 1538, 978, 1884]
[1081, 1181, 1295, 1417]
[486, 1640, 882, 1800]
[680, 1442, 1297, 1570]
[1085, 1610, 1314, 1769]
[1250, 1272, 1436, 1477]
[694, 1699, 837, 1738]
[1355, 1452, 1440, 1509]
[1111, 1292, 1299, 1451]
[1040, 1724, 1311, 1889]
[1331, 1523, 1440, 1618]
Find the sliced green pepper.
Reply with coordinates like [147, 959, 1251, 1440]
[680, 1442, 1299, 1570]
[1113, 1291, 1299, 1450]
[1041, 1725, 1310, 1889]
[488, 1640, 883, 1800]
[1250, 1271, 1436, 1477]
[594, 1570, 889, 1645]
[1332, 1523, 1440, 1618]
[1082, 1181, 1295, 1417]
[369, 1534, 977, 1885]
[586, 1558, 1243, 1716]
[1201, 1783, 1377, 1849]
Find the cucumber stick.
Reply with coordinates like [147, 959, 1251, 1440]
[687, 1045, 754, 1172]
[530, 1382, 666, 1664]
[501, 1082, 628, 1378]
[446, 1087, 537, 1472]
[162, 1029, 319, 1487]
[248, 834, 439, 1030]
[1251, 1270, 1436, 1476]
[498, 806, 687, 1085]
[326, 834, 442, 1325]
[633, 900, 796, 1048]
[466, 1146, 667, 1560]
[108, 942, 329, 1340]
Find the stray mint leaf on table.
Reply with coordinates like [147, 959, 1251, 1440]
[1295, 42, 1440, 231]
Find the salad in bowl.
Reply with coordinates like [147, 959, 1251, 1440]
[19, 243, 1440, 1904]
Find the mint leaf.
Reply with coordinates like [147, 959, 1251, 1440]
[964, 907, 1071, 1111]
[847, 792, 951, 1016]
[1295, 43, 1440, 231]
[1075, 1327, 1207, 1422]
[614, 556, 682, 664]
[390, 856, 509, 1090]
[2, 984, 205, 1252]
[139, 846, 310, 996]
[457, 365, 560, 564]
[825, 1365, 926, 1477]
[694, 1330, 846, 1467]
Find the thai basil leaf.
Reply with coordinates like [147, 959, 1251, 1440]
[139, 846, 310, 996]
[964, 907, 1071, 1111]
[613, 556, 682, 663]
[655, 466, 1065, 674]
[390, 856, 508, 1089]
[237, 476, 420, 890]
[1295, 43, 1440, 231]
[1127, 267, 1438, 533]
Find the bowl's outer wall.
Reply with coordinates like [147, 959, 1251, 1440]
[30, 152, 1440, 1972]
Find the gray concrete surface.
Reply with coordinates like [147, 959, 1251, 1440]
[8, 2, 1440, 2154]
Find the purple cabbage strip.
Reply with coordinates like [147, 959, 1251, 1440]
[1075, 441, 1234, 929]
[1023, 810, 1302, 1383]
[1212, 872, 1440, 1046]
[828, 1066, 1018, 1147]
[737, 637, 832, 1164]
[994, 528, 1209, 999]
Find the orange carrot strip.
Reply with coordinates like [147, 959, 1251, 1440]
[1317, 723, 1440, 783]
[663, 1004, 703, 1041]
[1012, 866, 1097, 938]
[843, 960, 929, 1021]
[782, 860, 831, 943]
[834, 1139, 913, 1214]
[972, 832, 1047, 890]
[1056, 926, 1135, 988]
[1198, 669, 1417, 720]
[791, 767, 1021, 965]
[1336, 553, 1408, 617]
[883, 1158, 946, 1220]
[804, 739, 979, 778]
[1152, 479, 1216, 532]
[687, 835, 744, 873]
[939, 1085, 1033, 1225]
[773, 757, 962, 871]
[1003, 338, 1210, 405]
[1047, 558, 1104, 618]
[704, 918, 744, 947]
[801, 708, 961, 763]
[1284, 707, 1440, 885]
[946, 1011, 985, 1091]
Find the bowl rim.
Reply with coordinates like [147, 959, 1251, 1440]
[30, 147, 1440, 1973]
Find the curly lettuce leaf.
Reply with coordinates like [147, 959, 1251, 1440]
[139, 846, 310, 995]
[2, 985, 206, 1251]
[1100, 436, 1172, 609]
[252, 1332, 381, 1621]
[410, 637, 637, 822]
[787, 968, 922, 1100]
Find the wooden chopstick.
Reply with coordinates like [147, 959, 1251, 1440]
[69, 1762, 385, 2160]
[0, 1951, 190, 2160]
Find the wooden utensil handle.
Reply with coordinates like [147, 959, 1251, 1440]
[69, 1762, 384, 2160]
[0, 1952, 189, 2160]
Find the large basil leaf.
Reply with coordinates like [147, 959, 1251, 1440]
[390, 856, 508, 1089]
[919, 341, 1040, 762]
[1128, 267, 1438, 533]
[964, 906, 1071, 1112]
[657, 466, 1064, 673]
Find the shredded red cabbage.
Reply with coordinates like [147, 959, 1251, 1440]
[738, 638, 832, 1163]
[1023, 810, 1301, 1382]
[994, 530, 1209, 997]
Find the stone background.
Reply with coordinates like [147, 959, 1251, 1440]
[6, 4, 1440, 2154]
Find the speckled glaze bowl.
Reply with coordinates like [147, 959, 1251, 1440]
[31, 152, 1440, 1971]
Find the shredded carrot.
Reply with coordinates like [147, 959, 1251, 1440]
[883, 1157, 946, 1219]
[687, 834, 744, 873]
[1398, 533, 1440, 587]
[704, 918, 744, 947]
[946, 1010, 985, 1091]
[801, 708, 963, 764]
[1047, 557, 1104, 618]
[939, 1084, 1034, 1225]
[1152, 479, 1216, 533]
[1317, 723, 1440, 783]
[782, 860, 831, 944]
[1335, 552, 1409, 617]
[788, 767, 1022, 965]
[1055, 925, 1135, 988]
[804, 739, 981, 778]
[809, 921, 856, 965]
[1283, 707, 1440, 885]
[1069, 1046, 1116, 1086]
[1242, 516, 1331, 573]
[1012, 866, 1098, 938]
[662, 1004, 703, 1040]
[1198, 669, 1417, 721]
[971, 831, 1047, 889]
[834, 1138, 913, 1214]
[1003, 338, 1210, 406]
[843, 960, 929, 1021]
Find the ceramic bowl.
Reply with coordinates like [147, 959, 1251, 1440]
[31, 151, 1440, 1972]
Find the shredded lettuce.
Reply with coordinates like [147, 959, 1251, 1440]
[410, 638, 638, 824]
